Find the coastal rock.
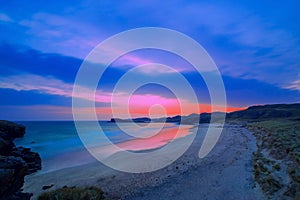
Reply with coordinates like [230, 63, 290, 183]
[0, 120, 41, 200]
[0, 137, 14, 155]
[11, 147, 42, 174]
[0, 120, 25, 139]
[0, 156, 28, 197]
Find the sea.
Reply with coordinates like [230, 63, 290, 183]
[14, 121, 195, 174]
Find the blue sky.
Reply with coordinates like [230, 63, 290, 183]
[0, 0, 299, 120]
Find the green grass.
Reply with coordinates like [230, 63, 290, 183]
[248, 119, 300, 199]
[38, 186, 105, 200]
[252, 150, 282, 195]
[248, 119, 300, 164]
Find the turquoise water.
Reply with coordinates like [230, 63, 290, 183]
[14, 121, 131, 173]
[14, 121, 184, 173]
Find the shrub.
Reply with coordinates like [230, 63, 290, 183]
[38, 186, 105, 200]
[272, 163, 281, 171]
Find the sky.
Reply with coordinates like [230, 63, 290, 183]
[0, 0, 300, 120]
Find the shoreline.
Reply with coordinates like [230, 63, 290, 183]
[23, 124, 264, 199]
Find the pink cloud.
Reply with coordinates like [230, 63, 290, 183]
[116, 54, 152, 66]
[85, 40, 186, 75]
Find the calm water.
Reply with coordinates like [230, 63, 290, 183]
[14, 121, 194, 173]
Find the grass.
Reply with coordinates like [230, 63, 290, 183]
[38, 186, 105, 200]
[248, 119, 300, 164]
[252, 151, 282, 195]
[248, 119, 300, 199]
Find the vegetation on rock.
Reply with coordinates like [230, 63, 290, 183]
[38, 186, 105, 200]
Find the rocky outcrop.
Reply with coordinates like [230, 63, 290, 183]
[0, 120, 41, 200]
[0, 120, 26, 138]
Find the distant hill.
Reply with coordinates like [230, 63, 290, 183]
[110, 117, 151, 123]
[110, 112, 224, 124]
[227, 103, 300, 122]
[109, 103, 300, 124]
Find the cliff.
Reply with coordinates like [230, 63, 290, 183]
[0, 120, 41, 200]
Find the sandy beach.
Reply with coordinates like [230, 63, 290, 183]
[23, 124, 264, 199]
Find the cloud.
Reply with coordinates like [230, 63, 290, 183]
[284, 80, 300, 92]
[0, 105, 73, 120]
[2, 1, 299, 88]
[0, 43, 82, 83]
[0, 71, 282, 120]
[0, 13, 13, 23]
[0, 73, 187, 106]
[133, 64, 179, 75]
[18, 12, 105, 59]
[0, 73, 238, 119]
[0, 0, 299, 121]
[84, 37, 191, 74]
[108, 1, 300, 91]
[0, 73, 119, 104]
[0, 74, 73, 96]
[0, 88, 71, 106]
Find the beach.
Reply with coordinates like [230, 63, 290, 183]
[22, 124, 264, 199]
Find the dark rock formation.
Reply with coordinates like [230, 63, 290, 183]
[0, 120, 25, 138]
[11, 147, 41, 174]
[0, 120, 41, 200]
[0, 137, 14, 155]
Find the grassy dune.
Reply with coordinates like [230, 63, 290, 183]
[228, 103, 300, 199]
[248, 120, 300, 199]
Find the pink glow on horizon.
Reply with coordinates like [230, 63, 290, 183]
[129, 94, 179, 107]
[198, 104, 247, 113]
[0, 74, 246, 120]
[128, 94, 180, 117]
[1, 103, 247, 120]
[98, 101, 246, 119]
